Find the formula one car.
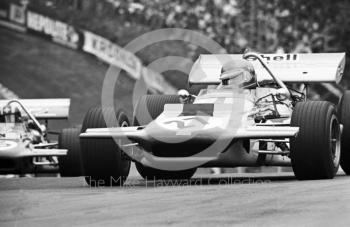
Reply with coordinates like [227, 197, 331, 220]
[0, 99, 79, 175]
[76, 52, 350, 186]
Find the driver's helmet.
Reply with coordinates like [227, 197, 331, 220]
[178, 89, 190, 104]
[220, 59, 257, 88]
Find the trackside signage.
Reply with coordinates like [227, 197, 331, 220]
[83, 31, 142, 79]
[9, 4, 25, 25]
[0, 2, 177, 95]
[26, 11, 79, 49]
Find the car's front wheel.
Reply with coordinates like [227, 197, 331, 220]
[80, 107, 131, 186]
[58, 128, 83, 177]
[290, 101, 340, 180]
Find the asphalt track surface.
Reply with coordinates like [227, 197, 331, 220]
[0, 172, 350, 227]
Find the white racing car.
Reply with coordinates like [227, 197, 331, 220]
[62, 52, 350, 186]
[0, 99, 82, 176]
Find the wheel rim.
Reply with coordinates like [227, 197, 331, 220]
[330, 116, 341, 167]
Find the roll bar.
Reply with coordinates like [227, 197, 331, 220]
[5, 100, 44, 134]
[243, 52, 292, 98]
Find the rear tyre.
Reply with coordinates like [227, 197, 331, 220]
[338, 91, 350, 174]
[290, 101, 340, 180]
[58, 128, 83, 177]
[80, 107, 131, 186]
[133, 95, 179, 126]
[133, 95, 197, 180]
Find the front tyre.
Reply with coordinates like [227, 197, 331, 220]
[80, 107, 131, 186]
[290, 101, 340, 180]
[58, 128, 83, 177]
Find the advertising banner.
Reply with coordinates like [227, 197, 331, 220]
[26, 11, 80, 49]
[83, 30, 142, 79]
[0, 3, 175, 94]
[9, 4, 25, 25]
[0, 4, 26, 32]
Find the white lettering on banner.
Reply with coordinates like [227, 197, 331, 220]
[26, 11, 79, 48]
[83, 31, 177, 94]
[9, 4, 25, 24]
[27, 11, 67, 40]
[83, 31, 142, 79]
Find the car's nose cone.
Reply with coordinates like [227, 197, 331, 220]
[137, 117, 228, 157]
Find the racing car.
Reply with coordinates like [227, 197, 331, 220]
[70, 52, 350, 186]
[0, 99, 82, 176]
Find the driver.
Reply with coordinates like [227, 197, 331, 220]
[220, 59, 257, 89]
[178, 89, 195, 104]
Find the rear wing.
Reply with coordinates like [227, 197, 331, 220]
[189, 53, 346, 85]
[0, 99, 70, 119]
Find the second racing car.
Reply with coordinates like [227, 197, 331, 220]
[0, 99, 82, 176]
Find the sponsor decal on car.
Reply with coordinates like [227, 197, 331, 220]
[245, 54, 299, 61]
[164, 117, 208, 130]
